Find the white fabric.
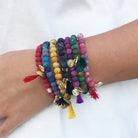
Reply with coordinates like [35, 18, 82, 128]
[0, 0, 138, 137]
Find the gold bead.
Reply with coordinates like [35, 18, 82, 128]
[50, 52, 57, 57]
[59, 81, 66, 89]
[54, 67, 61, 74]
[60, 89, 66, 94]
[53, 62, 60, 68]
[64, 93, 71, 100]
[61, 104, 67, 109]
[36, 71, 44, 77]
[56, 80, 61, 85]
[55, 73, 62, 80]
[39, 65, 44, 72]
[50, 39, 57, 44]
[50, 47, 57, 52]
[72, 88, 80, 96]
[67, 59, 74, 67]
[94, 81, 104, 87]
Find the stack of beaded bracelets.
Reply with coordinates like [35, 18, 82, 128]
[23, 33, 103, 119]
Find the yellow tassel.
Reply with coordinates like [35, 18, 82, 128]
[67, 104, 76, 119]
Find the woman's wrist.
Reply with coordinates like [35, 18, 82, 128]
[85, 20, 138, 85]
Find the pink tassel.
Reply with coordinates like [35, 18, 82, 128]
[23, 75, 38, 83]
[76, 94, 84, 103]
[89, 87, 99, 100]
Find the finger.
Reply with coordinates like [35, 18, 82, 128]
[0, 116, 21, 138]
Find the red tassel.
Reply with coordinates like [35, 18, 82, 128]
[23, 75, 38, 83]
[89, 87, 99, 100]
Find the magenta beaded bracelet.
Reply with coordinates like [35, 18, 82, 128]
[77, 33, 103, 99]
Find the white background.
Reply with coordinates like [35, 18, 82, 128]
[0, 0, 138, 138]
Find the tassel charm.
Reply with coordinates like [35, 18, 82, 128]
[89, 87, 99, 100]
[76, 94, 84, 103]
[67, 103, 76, 119]
[23, 75, 38, 83]
[23, 65, 45, 83]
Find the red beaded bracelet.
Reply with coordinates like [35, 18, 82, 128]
[23, 44, 55, 100]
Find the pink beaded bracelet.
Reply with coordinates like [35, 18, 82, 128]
[77, 33, 103, 99]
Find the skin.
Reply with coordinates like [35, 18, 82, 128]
[0, 19, 138, 137]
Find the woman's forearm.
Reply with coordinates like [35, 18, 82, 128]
[86, 19, 138, 85]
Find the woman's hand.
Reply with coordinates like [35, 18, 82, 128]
[0, 49, 52, 138]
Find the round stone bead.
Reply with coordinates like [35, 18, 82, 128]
[50, 39, 57, 44]
[35, 52, 41, 57]
[79, 43, 86, 48]
[66, 49, 72, 54]
[71, 71, 77, 76]
[54, 91, 60, 95]
[44, 83, 50, 88]
[72, 49, 79, 54]
[59, 50, 65, 56]
[70, 38, 77, 45]
[51, 57, 58, 62]
[43, 48, 48, 52]
[61, 62, 67, 68]
[70, 66, 75, 71]
[64, 37, 70, 44]
[76, 67, 83, 72]
[65, 43, 71, 49]
[43, 52, 49, 57]
[45, 66, 51, 72]
[72, 76, 78, 82]
[60, 56, 66, 62]
[79, 76, 85, 81]
[84, 66, 89, 72]
[78, 72, 84, 77]
[80, 81, 86, 86]
[88, 81, 95, 87]
[35, 57, 41, 62]
[80, 48, 86, 54]
[54, 67, 61, 74]
[43, 57, 49, 62]
[51, 82, 57, 87]
[43, 62, 50, 67]
[79, 39, 85, 44]
[52, 86, 59, 92]
[50, 52, 57, 57]
[70, 35, 77, 40]
[72, 45, 78, 49]
[86, 77, 92, 83]
[84, 72, 90, 77]
[58, 38, 64, 43]
[81, 84, 87, 89]
[73, 81, 79, 87]
[47, 88, 52, 93]
[55, 74, 62, 80]
[43, 41, 50, 46]
[67, 54, 73, 59]
[50, 47, 57, 52]
[46, 72, 53, 78]
[58, 46, 64, 51]
[53, 62, 60, 68]
[49, 76, 55, 82]
[42, 79, 48, 83]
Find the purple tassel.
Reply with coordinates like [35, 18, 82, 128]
[76, 94, 84, 104]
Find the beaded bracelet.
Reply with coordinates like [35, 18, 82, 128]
[42, 41, 59, 96]
[77, 33, 103, 99]
[23, 44, 55, 99]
